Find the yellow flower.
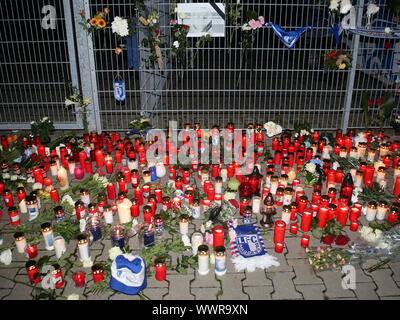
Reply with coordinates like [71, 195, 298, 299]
[90, 18, 97, 26]
[97, 19, 106, 28]
[338, 63, 346, 70]
[83, 98, 90, 105]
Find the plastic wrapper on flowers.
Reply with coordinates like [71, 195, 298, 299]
[306, 246, 350, 271]
[346, 225, 400, 269]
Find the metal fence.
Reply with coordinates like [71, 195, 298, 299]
[1, 0, 399, 132]
[0, 0, 82, 130]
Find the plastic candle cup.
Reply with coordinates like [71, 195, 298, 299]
[212, 226, 225, 249]
[73, 271, 86, 287]
[290, 223, 298, 235]
[301, 235, 310, 248]
[350, 220, 359, 232]
[54, 236, 66, 259]
[300, 209, 313, 232]
[252, 196, 261, 214]
[41, 222, 54, 250]
[179, 214, 190, 235]
[274, 220, 286, 244]
[26, 260, 40, 284]
[117, 198, 132, 224]
[366, 202, 377, 221]
[214, 246, 227, 276]
[14, 232, 27, 254]
[191, 232, 203, 255]
[77, 233, 91, 262]
[275, 242, 284, 254]
[197, 245, 210, 275]
[91, 264, 104, 283]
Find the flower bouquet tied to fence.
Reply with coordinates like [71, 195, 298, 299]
[323, 49, 352, 70]
[111, 16, 136, 54]
[79, 8, 110, 47]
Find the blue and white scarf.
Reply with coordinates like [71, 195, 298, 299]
[266, 22, 313, 49]
[227, 221, 279, 272]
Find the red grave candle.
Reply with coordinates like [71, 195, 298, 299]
[350, 220, 359, 232]
[16, 187, 26, 203]
[79, 151, 87, 169]
[154, 188, 163, 203]
[84, 158, 93, 174]
[50, 189, 60, 204]
[115, 150, 122, 164]
[290, 223, 298, 235]
[301, 235, 310, 248]
[317, 206, 329, 228]
[274, 220, 286, 244]
[131, 199, 140, 217]
[135, 187, 143, 205]
[73, 271, 86, 287]
[227, 164, 235, 178]
[155, 258, 167, 281]
[275, 242, 284, 254]
[364, 166, 375, 188]
[25, 244, 38, 259]
[203, 180, 212, 193]
[337, 205, 349, 227]
[207, 186, 215, 201]
[107, 183, 116, 200]
[169, 165, 177, 180]
[33, 168, 43, 185]
[213, 226, 225, 249]
[349, 207, 361, 221]
[3, 190, 14, 208]
[300, 209, 313, 232]
[394, 176, 400, 196]
[92, 264, 104, 283]
[95, 150, 104, 168]
[142, 185, 151, 199]
[26, 260, 40, 284]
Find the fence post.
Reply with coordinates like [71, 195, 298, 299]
[63, 0, 83, 130]
[71, 0, 102, 133]
[341, 0, 364, 132]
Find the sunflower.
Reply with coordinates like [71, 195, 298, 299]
[90, 18, 97, 26]
[97, 19, 106, 28]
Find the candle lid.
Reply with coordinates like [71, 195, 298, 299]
[41, 222, 52, 232]
[154, 257, 166, 267]
[25, 260, 37, 270]
[54, 206, 64, 214]
[77, 233, 89, 243]
[198, 244, 209, 255]
[179, 214, 189, 222]
[215, 246, 226, 256]
[14, 231, 25, 240]
[91, 263, 104, 273]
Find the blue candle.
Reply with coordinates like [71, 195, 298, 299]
[144, 229, 154, 247]
[112, 236, 125, 248]
[149, 166, 157, 181]
[90, 226, 102, 242]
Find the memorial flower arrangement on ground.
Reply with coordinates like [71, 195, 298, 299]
[323, 49, 352, 70]
[306, 246, 350, 270]
[30, 117, 55, 145]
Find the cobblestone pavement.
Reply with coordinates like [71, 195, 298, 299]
[1, 134, 400, 300]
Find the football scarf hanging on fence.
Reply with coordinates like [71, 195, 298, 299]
[109, 254, 147, 295]
[227, 221, 280, 272]
[113, 74, 126, 102]
[266, 22, 313, 49]
[127, 18, 139, 71]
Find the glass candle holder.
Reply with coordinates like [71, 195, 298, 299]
[73, 270, 86, 287]
[109, 224, 127, 248]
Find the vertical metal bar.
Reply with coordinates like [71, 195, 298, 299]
[63, 0, 83, 128]
[342, 0, 364, 132]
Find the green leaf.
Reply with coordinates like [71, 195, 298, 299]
[312, 228, 323, 239]
[37, 256, 50, 270]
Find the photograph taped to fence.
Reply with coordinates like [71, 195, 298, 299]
[177, 3, 225, 37]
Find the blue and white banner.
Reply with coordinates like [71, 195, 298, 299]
[266, 22, 313, 49]
[113, 80, 126, 101]
[227, 221, 279, 272]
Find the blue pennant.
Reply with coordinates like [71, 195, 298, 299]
[126, 18, 139, 70]
[266, 22, 313, 49]
[113, 80, 126, 101]
[329, 24, 342, 45]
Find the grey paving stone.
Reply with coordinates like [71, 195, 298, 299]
[266, 250, 293, 272]
[147, 275, 169, 288]
[243, 285, 274, 300]
[295, 284, 326, 300]
[269, 272, 303, 300]
[108, 292, 141, 300]
[0, 288, 12, 299]
[366, 268, 400, 297]
[352, 282, 379, 300]
[317, 270, 356, 299]
[191, 269, 219, 288]
[163, 275, 195, 300]
[5, 283, 33, 300]
[388, 261, 400, 282]
[191, 287, 220, 300]
[217, 273, 249, 300]
[242, 269, 272, 287]
[285, 237, 308, 259]
[287, 258, 323, 285]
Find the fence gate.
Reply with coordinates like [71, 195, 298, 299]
[0, 0, 83, 131]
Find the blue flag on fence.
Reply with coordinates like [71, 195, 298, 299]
[266, 22, 313, 49]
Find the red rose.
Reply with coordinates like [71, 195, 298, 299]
[384, 42, 393, 50]
[376, 98, 384, 106]
[183, 25, 189, 30]
[368, 99, 373, 107]
[80, 10, 85, 15]
[321, 235, 335, 245]
[155, 29, 160, 36]
[335, 235, 349, 246]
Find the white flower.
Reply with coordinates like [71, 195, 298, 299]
[329, 0, 340, 11]
[30, 121, 36, 125]
[179, 12, 187, 20]
[61, 195, 75, 207]
[2, 173, 10, 180]
[0, 249, 12, 265]
[10, 175, 18, 181]
[109, 246, 123, 261]
[65, 98, 77, 107]
[174, 7, 178, 13]
[209, 253, 215, 264]
[385, 27, 392, 34]
[182, 234, 191, 247]
[305, 162, 316, 173]
[152, 19, 157, 24]
[79, 219, 86, 233]
[205, 220, 212, 228]
[67, 294, 79, 300]
[32, 183, 43, 191]
[173, 41, 180, 48]
[340, 0, 353, 14]
[224, 192, 236, 201]
[27, 177, 35, 184]
[242, 23, 252, 31]
[111, 16, 129, 37]
[42, 117, 49, 122]
[367, 3, 379, 16]
[82, 258, 93, 268]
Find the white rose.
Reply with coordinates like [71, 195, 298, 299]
[242, 23, 252, 31]
[173, 41, 180, 48]
[182, 234, 191, 247]
[0, 249, 12, 265]
[111, 17, 129, 37]
[305, 162, 316, 173]
[109, 246, 123, 261]
[340, 0, 353, 14]
[67, 294, 80, 300]
[2, 173, 10, 180]
[367, 3, 379, 16]
[179, 13, 187, 20]
[329, 0, 339, 11]
[82, 258, 93, 268]
[385, 27, 392, 34]
[224, 192, 236, 201]
[27, 177, 35, 184]
[10, 175, 18, 181]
